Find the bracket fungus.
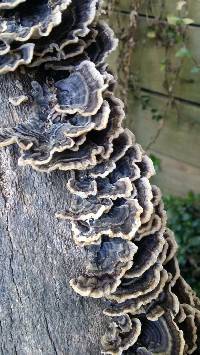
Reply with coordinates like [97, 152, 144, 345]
[0, 0, 199, 354]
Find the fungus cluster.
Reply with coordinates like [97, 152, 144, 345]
[0, 1, 199, 354]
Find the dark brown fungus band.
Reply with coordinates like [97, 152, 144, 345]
[0, 0, 102, 73]
[0, 0, 199, 354]
[55, 60, 107, 115]
[104, 269, 169, 317]
[179, 305, 197, 354]
[0, 0, 72, 72]
[56, 193, 113, 221]
[70, 237, 138, 298]
[124, 232, 165, 279]
[0, 43, 35, 74]
[108, 263, 164, 303]
[101, 315, 141, 355]
[135, 313, 185, 354]
[70, 198, 143, 246]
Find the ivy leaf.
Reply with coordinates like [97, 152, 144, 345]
[167, 15, 180, 25]
[147, 31, 156, 39]
[182, 18, 194, 25]
[150, 154, 161, 173]
[191, 66, 200, 74]
[175, 47, 192, 58]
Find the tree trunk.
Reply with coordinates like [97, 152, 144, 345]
[0, 72, 106, 354]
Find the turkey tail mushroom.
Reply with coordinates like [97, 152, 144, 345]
[0, 0, 199, 354]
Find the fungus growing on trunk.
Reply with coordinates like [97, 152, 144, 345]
[0, 0, 199, 354]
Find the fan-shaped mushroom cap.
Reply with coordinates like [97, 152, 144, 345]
[0, 0, 71, 72]
[71, 198, 143, 246]
[67, 170, 98, 198]
[140, 188, 164, 237]
[44, 51, 89, 71]
[135, 178, 153, 225]
[0, 43, 34, 74]
[137, 155, 155, 179]
[124, 232, 165, 279]
[28, 0, 103, 68]
[3, 94, 117, 170]
[137, 316, 171, 353]
[151, 185, 162, 207]
[194, 311, 200, 351]
[0, 97, 116, 170]
[179, 304, 197, 354]
[66, 134, 137, 199]
[137, 213, 162, 240]
[66, 160, 137, 200]
[56, 193, 113, 221]
[108, 263, 164, 303]
[95, 177, 134, 200]
[0, 1, 70, 44]
[165, 257, 180, 287]
[30, 39, 87, 68]
[110, 148, 142, 183]
[172, 277, 195, 308]
[55, 60, 107, 115]
[66, 130, 134, 197]
[84, 130, 135, 180]
[104, 270, 168, 317]
[136, 199, 167, 243]
[163, 229, 178, 265]
[21, 140, 104, 172]
[0, 0, 104, 73]
[135, 313, 185, 354]
[70, 238, 138, 298]
[175, 304, 187, 324]
[147, 281, 180, 322]
[101, 316, 141, 355]
[65, 0, 100, 41]
[145, 304, 165, 322]
[87, 21, 118, 65]
[0, 119, 92, 163]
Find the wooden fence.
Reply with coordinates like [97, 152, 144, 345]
[105, 0, 200, 196]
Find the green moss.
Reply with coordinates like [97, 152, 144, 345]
[164, 192, 200, 296]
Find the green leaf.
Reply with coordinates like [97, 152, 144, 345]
[150, 154, 161, 173]
[164, 192, 200, 296]
[182, 18, 194, 25]
[175, 47, 192, 58]
[147, 31, 156, 39]
[191, 66, 200, 74]
[167, 15, 180, 26]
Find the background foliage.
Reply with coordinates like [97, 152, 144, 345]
[165, 193, 200, 296]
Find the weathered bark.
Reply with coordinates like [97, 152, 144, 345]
[0, 73, 106, 354]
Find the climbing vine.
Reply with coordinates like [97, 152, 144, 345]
[103, 0, 141, 108]
[105, 0, 199, 151]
